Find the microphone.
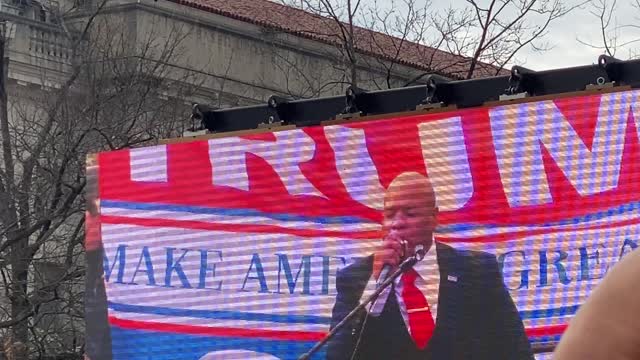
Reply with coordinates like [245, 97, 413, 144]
[414, 244, 426, 261]
[376, 238, 408, 289]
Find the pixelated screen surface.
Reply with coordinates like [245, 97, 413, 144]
[85, 89, 640, 359]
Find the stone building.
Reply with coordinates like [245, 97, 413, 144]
[1, 0, 501, 110]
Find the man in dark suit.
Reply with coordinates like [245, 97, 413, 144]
[326, 172, 533, 360]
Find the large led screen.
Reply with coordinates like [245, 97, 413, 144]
[85, 89, 640, 360]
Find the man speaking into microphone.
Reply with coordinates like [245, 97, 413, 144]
[326, 172, 533, 360]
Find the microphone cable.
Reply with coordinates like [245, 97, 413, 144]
[348, 285, 377, 360]
[348, 241, 408, 360]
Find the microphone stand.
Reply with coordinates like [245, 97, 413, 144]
[298, 250, 426, 360]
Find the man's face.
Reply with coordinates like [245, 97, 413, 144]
[382, 177, 438, 250]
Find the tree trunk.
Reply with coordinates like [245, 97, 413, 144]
[9, 238, 30, 360]
[1, 25, 30, 360]
[350, 61, 358, 89]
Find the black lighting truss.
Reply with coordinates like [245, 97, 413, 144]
[190, 55, 640, 133]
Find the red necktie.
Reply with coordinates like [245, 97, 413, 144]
[401, 268, 435, 349]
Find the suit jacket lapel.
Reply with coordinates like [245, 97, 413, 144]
[435, 242, 462, 314]
[430, 242, 463, 358]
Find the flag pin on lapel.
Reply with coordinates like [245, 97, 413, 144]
[447, 275, 458, 282]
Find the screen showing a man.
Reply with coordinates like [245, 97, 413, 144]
[89, 89, 640, 359]
[327, 172, 533, 360]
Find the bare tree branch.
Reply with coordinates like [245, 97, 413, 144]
[0, 0, 201, 355]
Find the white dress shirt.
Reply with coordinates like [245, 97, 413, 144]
[359, 241, 440, 332]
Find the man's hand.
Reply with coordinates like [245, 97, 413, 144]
[372, 232, 405, 280]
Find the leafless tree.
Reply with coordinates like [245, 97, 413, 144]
[358, 0, 433, 89]
[578, 0, 640, 59]
[271, 0, 431, 94]
[0, 1, 198, 357]
[577, 0, 619, 56]
[443, 0, 582, 79]
[272, 0, 581, 96]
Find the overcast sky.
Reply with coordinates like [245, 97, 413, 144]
[369, 0, 640, 71]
